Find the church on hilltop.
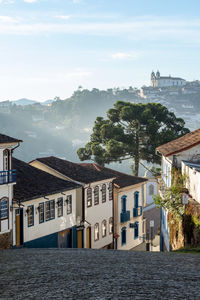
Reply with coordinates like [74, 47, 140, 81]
[151, 71, 186, 88]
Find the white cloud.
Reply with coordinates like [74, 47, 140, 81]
[65, 69, 92, 78]
[0, 16, 18, 23]
[55, 15, 71, 20]
[24, 0, 37, 3]
[111, 52, 140, 60]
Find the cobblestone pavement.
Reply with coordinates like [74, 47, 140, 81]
[0, 249, 200, 300]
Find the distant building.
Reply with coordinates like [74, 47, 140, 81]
[151, 71, 186, 88]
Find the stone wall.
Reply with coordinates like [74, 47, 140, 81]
[0, 232, 12, 249]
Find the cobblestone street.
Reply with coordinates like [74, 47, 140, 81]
[0, 249, 200, 299]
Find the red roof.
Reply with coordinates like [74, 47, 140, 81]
[156, 129, 200, 157]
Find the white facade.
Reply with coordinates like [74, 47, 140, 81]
[12, 188, 78, 247]
[0, 141, 19, 246]
[151, 71, 186, 88]
[144, 179, 158, 206]
[116, 183, 144, 250]
[84, 179, 114, 249]
[182, 161, 200, 204]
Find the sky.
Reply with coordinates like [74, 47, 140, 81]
[0, 0, 200, 101]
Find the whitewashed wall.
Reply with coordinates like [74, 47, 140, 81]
[182, 161, 200, 204]
[117, 184, 144, 250]
[84, 179, 113, 249]
[12, 189, 77, 246]
[145, 179, 158, 206]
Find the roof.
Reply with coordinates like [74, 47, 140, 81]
[32, 156, 115, 184]
[182, 161, 200, 173]
[79, 163, 147, 188]
[0, 133, 22, 144]
[158, 76, 185, 81]
[13, 158, 81, 202]
[156, 129, 200, 157]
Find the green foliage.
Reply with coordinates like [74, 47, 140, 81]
[77, 101, 189, 175]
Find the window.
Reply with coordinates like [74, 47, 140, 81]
[102, 220, 107, 237]
[108, 182, 113, 201]
[45, 200, 55, 221]
[87, 188, 92, 207]
[27, 205, 34, 227]
[45, 201, 50, 221]
[94, 186, 99, 205]
[121, 195, 127, 213]
[134, 222, 139, 239]
[134, 192, 139, 208]
[94, 223, 99, 241]
[57, 197, 63, 217]
[66, 195, 72, 214]
[149, 184, 154, 195]
[109, 217, 113, 234]
[121, 227, 126, 245]
[0, 198, 8, 219]
[39, 203, 44, 223]
[3, 149, 9, 171]
[102, 184, 106, 203]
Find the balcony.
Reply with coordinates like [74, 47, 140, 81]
[120, 211, 130, 223]
[133, 206, 142, 217]
[0, 170, 16, 185]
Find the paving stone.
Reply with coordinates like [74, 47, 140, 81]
[0, 249, 199, 299]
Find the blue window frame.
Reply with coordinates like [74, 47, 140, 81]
[39, 202, 44, 223]
[121, 195, 127, 213]
[50, 200, 55, 219]
[27, 205, 34, 227]
[66, 195, 72, 215]
[134, 191, 139, 208]
[0, 198, 8, 219]
[121, 227, 126, 245]
[134, 222, 139, 239]
[45, 200, 55, 221]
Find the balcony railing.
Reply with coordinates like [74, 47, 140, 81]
[133, 206, 142, 217]
[0, 170, 16, 185]
[120, 211, 130, 223]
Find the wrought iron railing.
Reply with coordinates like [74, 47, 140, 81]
[0, 170, 16, 185]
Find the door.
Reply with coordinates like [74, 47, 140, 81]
[15, 208, 23, 247]
[77, 230, 83, 248]
[86, 227, 91, 248]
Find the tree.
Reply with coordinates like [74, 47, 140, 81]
[77, 101, 190, 176]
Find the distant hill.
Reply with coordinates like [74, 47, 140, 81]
[41, 99, 54, 105]
[12, 98, 38, 106]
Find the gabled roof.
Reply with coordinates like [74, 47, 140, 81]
[13, 158, 81, 202]
[79, 163, 147, 188]
[0, 133, 22, 144]
[32, 156, 115, 184]
[156, 129, 200, 157]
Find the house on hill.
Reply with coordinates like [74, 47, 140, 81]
[156, 128, 200, 251]
[12, 158, 82, 248]
[151, 71, 186, 88]
[29, 157, 115, 249]
[0, 133, 22, 248]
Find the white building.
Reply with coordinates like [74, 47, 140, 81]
[156, 128, 200, 251]
[12, 158, 82, 248]
[0, 133, 22, 248]
[29, 157, 115, 249]
[151, 71, 186, 88]
[182, 161, 200, 204]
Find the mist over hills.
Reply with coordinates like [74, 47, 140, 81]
[1, 85, 200, 175]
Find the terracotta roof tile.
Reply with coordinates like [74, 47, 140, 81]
[156, 129, 200, 156]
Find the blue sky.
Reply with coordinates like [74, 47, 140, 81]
[0, 0, 200, 101]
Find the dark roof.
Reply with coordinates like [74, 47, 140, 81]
[0, 133, 22, 144]
[13, 158, 81, 202]
[159, 76, 185, 80]
[33, 157, 115, 184]
[79, 163, 147, 188]
[156, 129, 200, 157]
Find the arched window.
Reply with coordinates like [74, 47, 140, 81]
[87, 188, 92, 207]
[109, 217, 113, 234]
[149, 184, 154, 196]
[121, 227, 126, 245]
[102, 184, 106, 203]
[102, 220, 107, 237]
[0, 198, 8, 219]
[94, 186, 99, 205]
[94, 223, 99, 241]
[108, 182, 113, 201]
